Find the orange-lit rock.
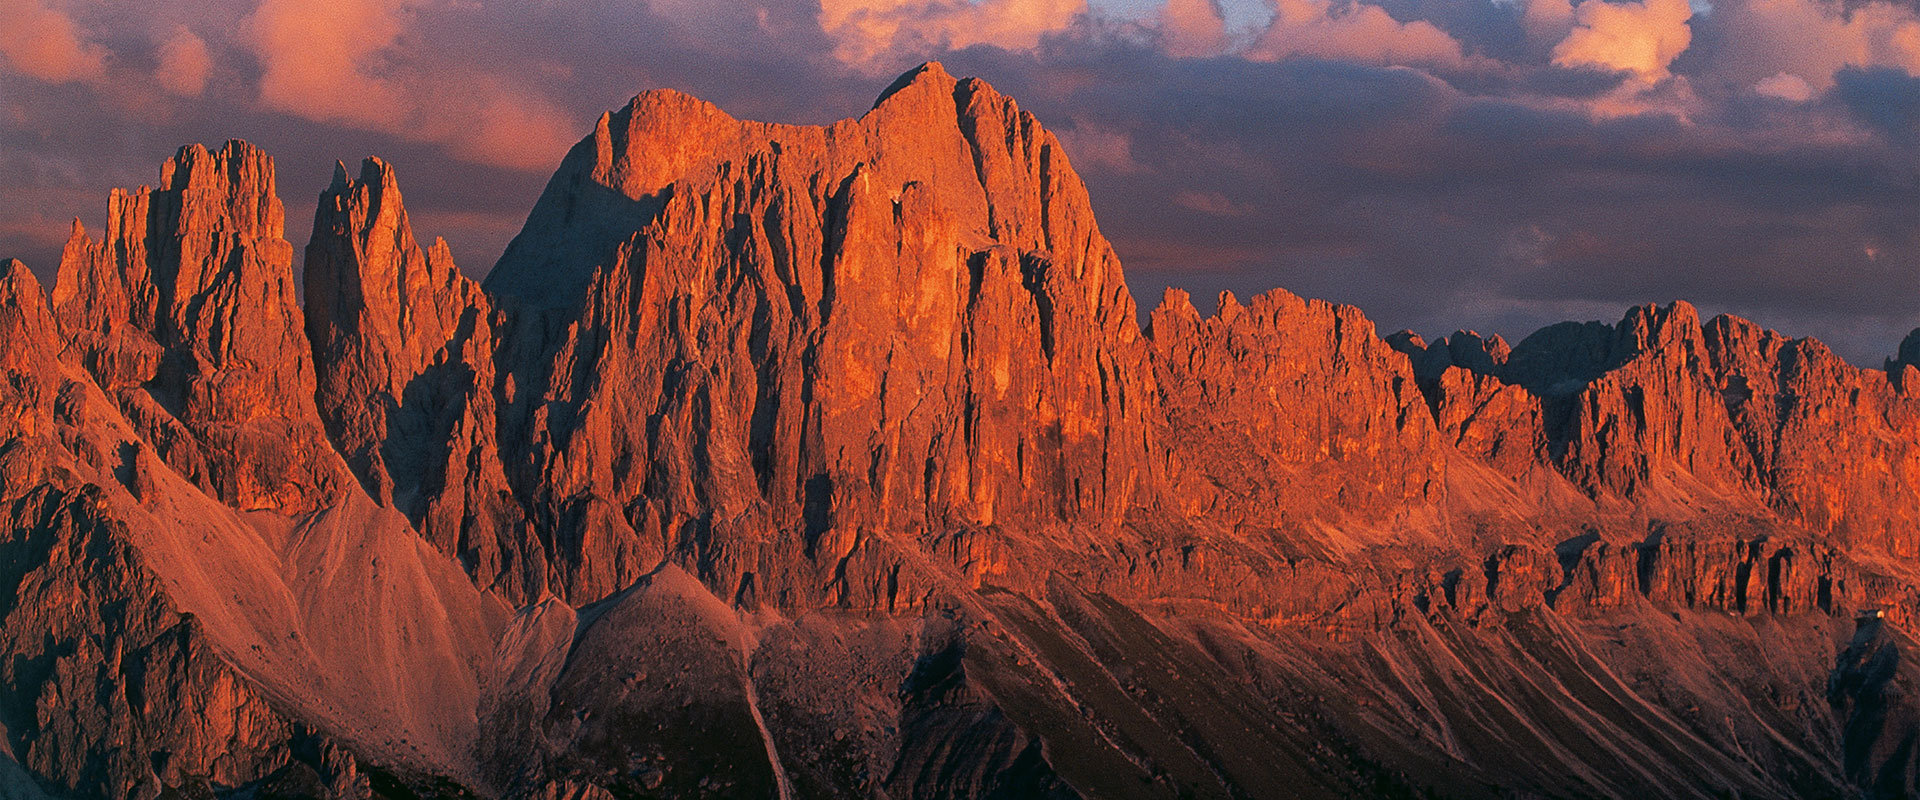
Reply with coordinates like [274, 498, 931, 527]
[7, 63, 1920, 799]
[51, 141, 340, 515]
[469, 62, 1157, 606]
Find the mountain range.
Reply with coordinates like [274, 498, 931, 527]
[3, 62, 1920, 799]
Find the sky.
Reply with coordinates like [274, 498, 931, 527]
[1, 0, 1917, 363]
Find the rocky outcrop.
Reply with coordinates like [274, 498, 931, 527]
[1148, 288, 1441, 546]
[1893, 328, 1920, 371]
[1516, 302, 1757, 500]
[1387, 304, 1920, 564]
[0, 482, 339, 800]
[1389, 328, 1512, 382]
[1387, 330, 1543, 473]
[1703, 315, 1920, 557]
[0, 257, 371, 800]
[50, 141, 340, 516]
[5, 142, 509, 799]
[304, 158, 525, 596]
[464, 62, 1158, 606]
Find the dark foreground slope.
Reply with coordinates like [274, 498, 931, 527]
[3, 63, 1920, 799]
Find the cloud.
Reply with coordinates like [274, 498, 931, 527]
[1161, 0, 1230, 58]
[0, 0, 108, 84]
[241, 0, 576, 171]
[1709, 0, 1920, 92]
[436, 79, 579, 171]
[155, 26, 211, 97]
[1245, 0, 1472, 70]
[1519, 0, 1577, 48]
[1056, 120, 1147, 174]
[1833, 67, 1920, 144]
[1551, 0, 1693, 79]
[1174, 189, 1256, 216]
[1754, 71, 1813, 101]
[819, 0, 1087, 64]
[244, 0, 410, 126]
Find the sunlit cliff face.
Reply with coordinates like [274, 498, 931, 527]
[5, 58, 1920, 797]
[0, 0, 1915, 363]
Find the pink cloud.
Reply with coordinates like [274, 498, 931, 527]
[155, 26, 211, 97]
[1161, 0, 1229, 58]
[1245, 0, 1472, 70]
[240, 0, 576, 171]
[1713, 0, 1920, 92]
[1519, 0, 1576, 51]
[427, 77, 579, 172]
[819, 0, 1087, 65]
[1551, 0, 1693, 79]
[0, 0, 108, 85]
[244, 0, 409, 127]
[1754, 71, 1814, 101]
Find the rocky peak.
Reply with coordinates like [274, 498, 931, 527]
[1527, 302, 1744, 498]
[1149, 286, 1442, 544]
[1389, 329, 1512, 381]
[306, 155, 480, 387]
[1893, 328, 1920, 373]
[482, 82, 761, 308]
[485, 61, 1125, 318]
[1615, 300, 1705, 360]
[303, 156, 518, 590]
[0, 259, 60, 387]
[453, 63, 1156, 605]
[1694, 315, 1920, 555]
[1501, 319, 1617, 396]
[1384, 329, 1426, 350]
[50, 140, 335, 514]
[157, 141, 285, 246]
[872, 61, 952, 108]
[0, 258, 56, 342]
[1446, 330, 1512, 373]
[1502, 301, 1701, 396]
[55, 140, 300, 376]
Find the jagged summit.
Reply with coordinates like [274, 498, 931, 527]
[304, 155, 512, 585]
[51, 138, 328, 514]
[872, 60, 953, 107]
[483, 62, 1119, 313]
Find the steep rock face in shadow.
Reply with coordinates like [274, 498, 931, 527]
[1388, 330, 1545, 475]
[304, 158, 524, 596]
[1510, 302, 1758, 501]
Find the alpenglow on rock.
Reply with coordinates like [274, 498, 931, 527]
[2, 63, 1920, 799]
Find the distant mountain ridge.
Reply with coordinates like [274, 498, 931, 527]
[2, 62, 1919, 799]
